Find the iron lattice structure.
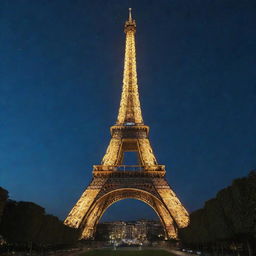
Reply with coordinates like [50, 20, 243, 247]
[64, 9, 189, 240]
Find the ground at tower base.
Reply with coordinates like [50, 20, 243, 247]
[78, 248, 176, 256]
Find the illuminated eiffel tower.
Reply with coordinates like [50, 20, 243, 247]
[64, 9, 189, 240]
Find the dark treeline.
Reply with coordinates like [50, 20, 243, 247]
[0, 187, 79, 253]
[179, 171, 256, 256]
[0, 187, 8, 223]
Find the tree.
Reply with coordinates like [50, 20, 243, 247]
[179, 171, 256, 255]
[0, 187, 8, 224]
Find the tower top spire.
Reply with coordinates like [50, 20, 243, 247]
[124, 8, 136, 33]
[129, 8, 132, 22]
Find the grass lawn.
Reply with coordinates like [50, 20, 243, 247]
[80, 248, 174, 256]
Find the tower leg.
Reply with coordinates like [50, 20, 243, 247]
[64, 178, 107, 229]
[153, 178, 189, 229]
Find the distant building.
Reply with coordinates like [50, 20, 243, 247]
[95, 219, 165, 243]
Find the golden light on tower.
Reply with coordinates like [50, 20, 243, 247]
[64, 9, 189, 240]
[117, 7, 142, 125]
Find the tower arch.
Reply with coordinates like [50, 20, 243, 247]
[79, 188, 177, 239]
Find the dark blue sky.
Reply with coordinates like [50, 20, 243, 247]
[1, 0, 256, 222]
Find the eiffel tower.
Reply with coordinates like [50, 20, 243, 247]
[64, 9, 189, 240]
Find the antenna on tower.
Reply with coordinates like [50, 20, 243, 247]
[129, 8, 132, 22]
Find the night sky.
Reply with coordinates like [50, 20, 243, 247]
[1, 0, 256, 222]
